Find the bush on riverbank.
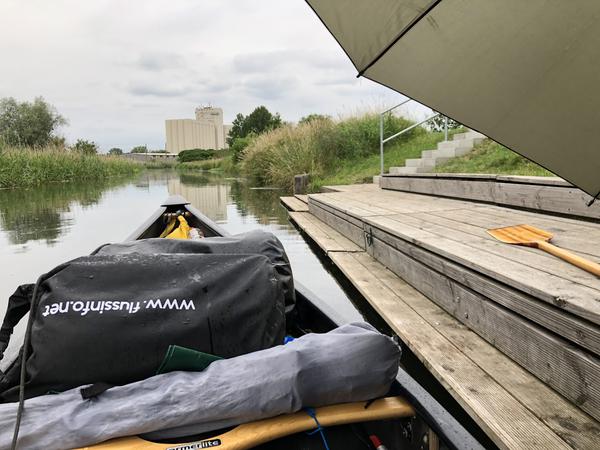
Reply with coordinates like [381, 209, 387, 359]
[177, 149, 236, 173]
[240, 113, 428, 191]
[178, 148, 217, 163]
[0, 146, 141, 188]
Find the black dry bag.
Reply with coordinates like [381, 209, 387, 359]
[0, 231, 291, 402]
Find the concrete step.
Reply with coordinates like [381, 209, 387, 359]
[404, 158, 424, 167]
[422, 156, 452, 166]
[452, 130, 485, 141]
[389, 165, 435, 174]
[420, 149, 438, 158]
[435, 146, 473, 158]
[438, 137, 484, 150]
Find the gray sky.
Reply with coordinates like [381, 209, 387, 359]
[0, 0, 425, 151]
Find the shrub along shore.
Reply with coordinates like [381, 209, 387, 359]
[236, 114, 552, 192]
[239, 114, 459, 192]
[0, 147, 141, 189]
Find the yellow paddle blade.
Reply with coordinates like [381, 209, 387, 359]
[487, 224, 554, 246]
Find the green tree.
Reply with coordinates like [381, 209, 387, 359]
[230, 136, 253, 163]
[108, 147, 123, 155]
[48, 135, 67, 149]
[226, 106, 282, 146]
[429, 113, 461, 133]
[299, 114, 331, 125]
[73, 139, 98, 154]
[0, 97, 67, 147]
[130, 145, 148, 153]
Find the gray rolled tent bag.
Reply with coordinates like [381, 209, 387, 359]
[0, 322, 400, 450]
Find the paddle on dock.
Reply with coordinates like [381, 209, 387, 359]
[487, 224, 600, 277]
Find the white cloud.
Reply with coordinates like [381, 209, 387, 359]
[0, 0, 420, 151]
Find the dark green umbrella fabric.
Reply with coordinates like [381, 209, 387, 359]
[306, 0, 600, 199]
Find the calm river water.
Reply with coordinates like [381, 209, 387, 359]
[0, 170, 362, 365]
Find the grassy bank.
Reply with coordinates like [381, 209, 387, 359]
[0, 147, 141, 188]
[143, 149, 237, 173]
[240, 114, 462, 192]
[176, 149, 237, 174]
[435, 139, 553, 176]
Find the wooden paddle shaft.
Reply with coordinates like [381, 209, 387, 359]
[80, 397, 415, 450]
[537, 241, 600, 277]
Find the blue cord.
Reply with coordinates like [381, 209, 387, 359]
[305, 407, 330, 450]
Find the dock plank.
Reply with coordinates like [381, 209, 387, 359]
[280, 196, 309, 212]
[366, 231, 600, 421]
[294, 194, 309, 204]
[451, 206, 600, 259]
[367, 222, 600, 356]
[309, 202, 366, 248]
[288, 184, 600, 446]
[288, 212, 361, 253]
[330, 251, 572, 450]
[356, 253, 600, 450]
[364, 214, 600, 325]
[397, 211, 600, 290]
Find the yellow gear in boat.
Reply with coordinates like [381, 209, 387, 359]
[159, 217, 177, 238]
[166, 215, 191, 240]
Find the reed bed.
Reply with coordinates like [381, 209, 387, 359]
[0, 146, 141, 188]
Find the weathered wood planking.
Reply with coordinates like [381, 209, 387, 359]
[330, 251, 573, 450]
[355, 253, 600, 450]
[380, 174, 600, 220]
[288, 212, 361, 253]
[362, 214, 600, 326]
[392, 212, 600, 289]
[310, 191, 600, 326]
[365, 222, 600, 355]
[446, 206, 600, 259]
[308, 199, 367, 248]
[366, 232, 600, 421]
[294, 194, 309, 204]
[280, 196, 309, 212]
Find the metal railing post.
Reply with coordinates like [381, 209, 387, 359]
[444, 116, 448, 141]
[380, 112, 384, 176]
[379, 99, 441, 177]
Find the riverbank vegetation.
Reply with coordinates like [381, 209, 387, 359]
[0, 147, 141, 188]
[435, 139, 552, 176]
[176, 149, 236, 173]
[238, 113, 456, 191]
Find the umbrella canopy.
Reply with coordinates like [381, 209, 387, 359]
[305, 0, 600, 199]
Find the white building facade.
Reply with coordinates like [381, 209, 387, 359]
[165, 106, 231, 154]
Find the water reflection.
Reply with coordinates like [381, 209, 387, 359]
[168, 173, 231, 223]
[0, 177, 133, 246]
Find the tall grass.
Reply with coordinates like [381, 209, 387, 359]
[311, 130, 460, 190]
[0, 146, 141, 188]
[435, 139, 553, 176]
[241, 114, 417, 191]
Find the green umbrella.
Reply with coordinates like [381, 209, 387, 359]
[305, 0, 600, 201]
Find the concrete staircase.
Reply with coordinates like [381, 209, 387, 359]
[389, 130, 485, 175]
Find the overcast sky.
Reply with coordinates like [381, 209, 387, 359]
[0, 0, 428, 151]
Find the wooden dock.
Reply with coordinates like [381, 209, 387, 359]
[281, 181, 600, 449]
